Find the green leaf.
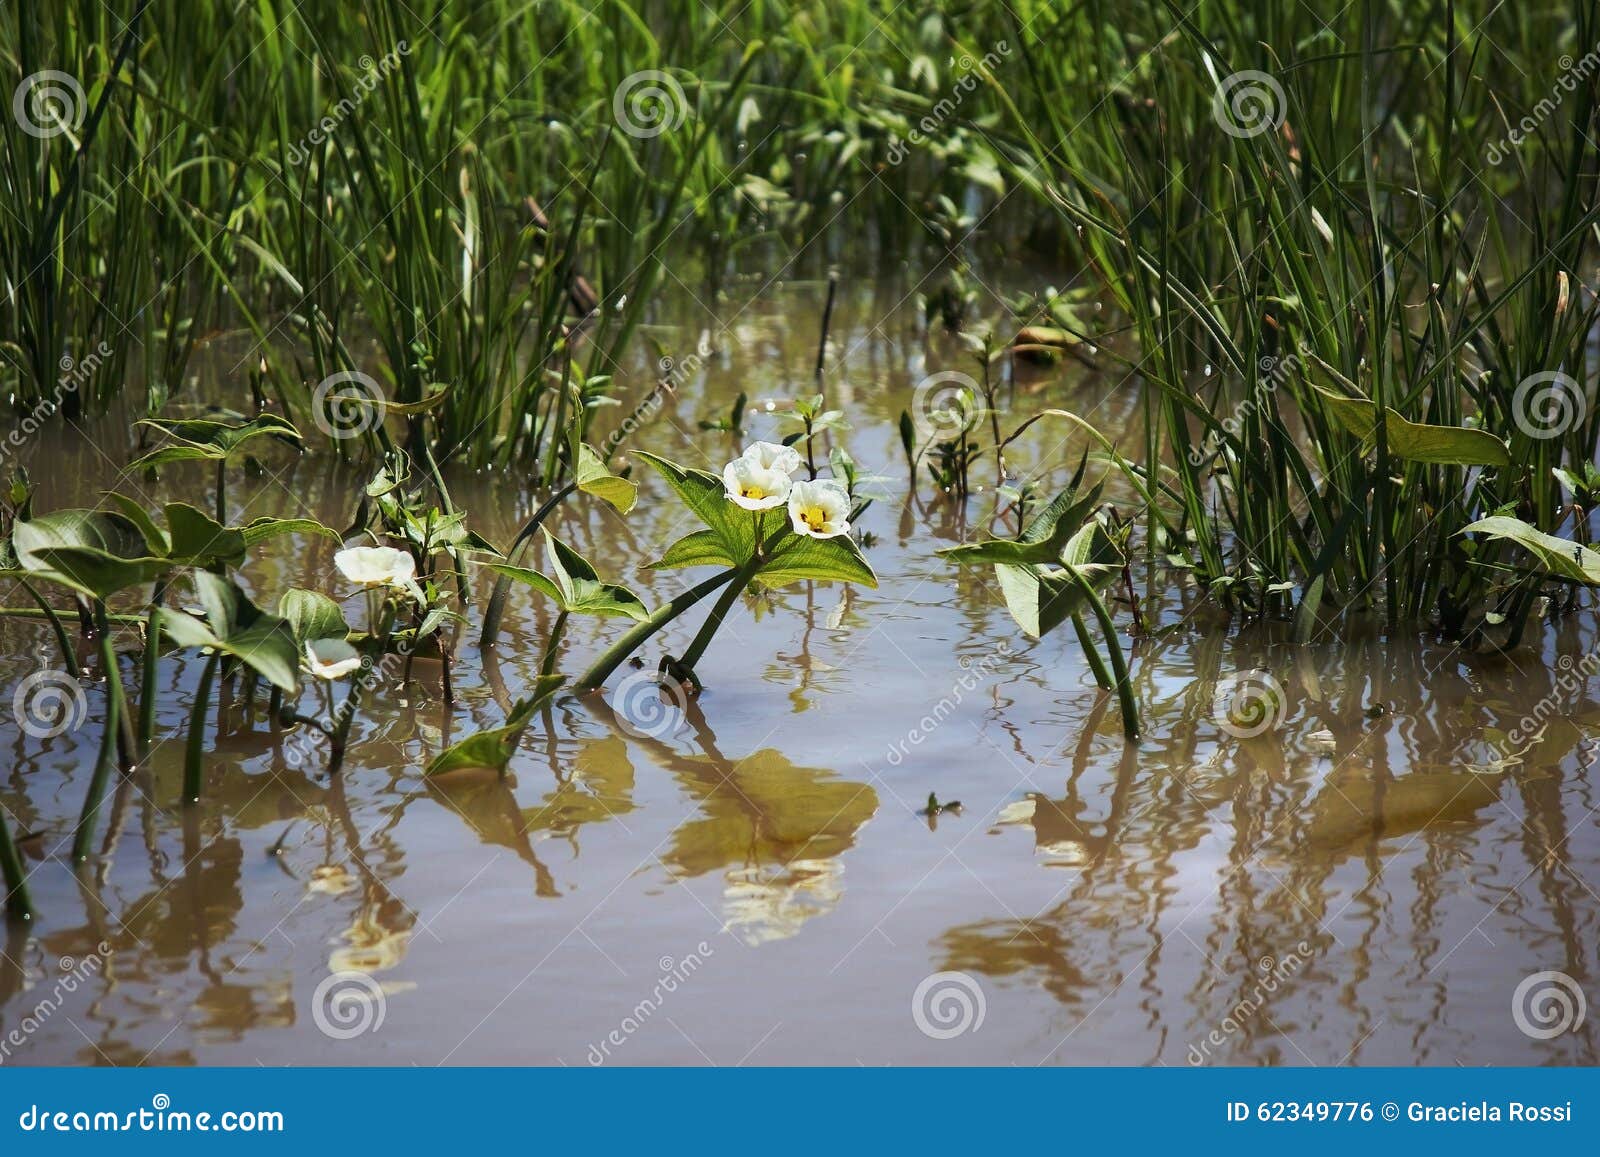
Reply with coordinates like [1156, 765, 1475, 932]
[13, 509, 157, 596]
[132, 413, 303, 466]
[163, 503, 247, 567]
[1312, 385, 1510, 467]
[163, 573, 301, 691]
[26, 546, 169, 601]
[753, 527, 878, 589]
[1458, 516, 1600, 585]
[278, 589, 349, 644]
[652, 528, 740, 571]
[239, 517, 339, 548]
[483, 564, 564, 604]
[630, 451, 748, 566]
[938, 483, 1104, 567]
[425, 676, 566, 776]
[575, 442, 637, 514]
[484, 531, 650, 619]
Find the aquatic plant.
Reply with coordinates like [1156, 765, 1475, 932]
[576, 442, 878, 691]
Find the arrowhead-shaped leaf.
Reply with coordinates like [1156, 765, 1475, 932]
[1459, 516, 1600, 584]
[426, 675, 566, 776]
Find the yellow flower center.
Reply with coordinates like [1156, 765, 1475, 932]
[800, 505, 827, 531]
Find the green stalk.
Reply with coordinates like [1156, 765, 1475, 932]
[677, 557, 760, 674]
[183, 650, 220, 804]
[1070, 611, 1113, 691]
[14, 580, 74, 664]
[138, 580, 167, 757]
[0, 806, 32, 921]
[541, 610, 569, 678]
[480, 481, 577, 649]
[1070, 572, 1139, 740]
[72, 603, 123, 862]
[576, 570, 738, 690]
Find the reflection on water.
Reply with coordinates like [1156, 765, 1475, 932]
[2, 267, 1599, 1065]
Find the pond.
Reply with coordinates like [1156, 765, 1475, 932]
[2, 267, 1597, 1067]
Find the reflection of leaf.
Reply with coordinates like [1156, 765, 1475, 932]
[426, 676, 565, 776]
[1306, 766, 1502, 852]
[663, 749, 877, 877]
[520, 735, 637, 836]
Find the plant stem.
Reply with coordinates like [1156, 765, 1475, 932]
[1070, 611, 1113, 690]
[0, 807, 32, 921]
[215, 456, 227, 525]
[183, 650, 220, 804]
[576, 570, 738, 690]
[138, 581, 167, 757]
[73, 604, 123, 862]
[1071, 572, 1140, 740]
[480, 481, 577, 649]
[678, 558, 760, 674]
[541, 610, 569, 677]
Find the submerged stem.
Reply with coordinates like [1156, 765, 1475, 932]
[183, 650, 221, 804]
[576, 570, 738, 690]
[0, 806, 33, 921]
[73, 603, 123, 862]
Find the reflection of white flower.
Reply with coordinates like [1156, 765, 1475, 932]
[739, 441, 802, 476]
[335, 546, 422, 601]
[305, 638, 362, 681]
[787, 479, 851, 539]
[723, 455, 792, 511]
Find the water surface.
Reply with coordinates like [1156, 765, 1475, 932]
[2, 269, 1597, 1066]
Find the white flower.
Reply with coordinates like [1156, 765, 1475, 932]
[335, 545, 423, 603]
[738, 441, 802, 476]
[723, 455, 792, 511]
[787, 479, 851, 539]
[304, 638, 362, 681]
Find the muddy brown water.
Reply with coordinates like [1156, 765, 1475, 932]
[2, 271, 1598, 1066]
